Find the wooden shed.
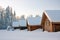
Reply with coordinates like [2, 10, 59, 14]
[27, 15, 42, 31]
[41, 10, 60, 32]
[12, 19, 27, 30]
[19, 19, 27, 30]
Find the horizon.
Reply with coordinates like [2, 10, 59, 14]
[0, 0, 60, 18]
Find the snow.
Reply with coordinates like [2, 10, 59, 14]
[12, 21, 20, 27]
[0, 29, 60, 40]
[27, 16, 41, 25]
[12, 19, 27, 27]
[19, 19, 26, 27]
[7, 26, 14, 31]
[45, 10, 60, 22]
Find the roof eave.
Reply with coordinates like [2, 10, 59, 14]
[44, 11, 52, 22]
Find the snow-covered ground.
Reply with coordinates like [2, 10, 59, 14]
[0, 29, 60, 40]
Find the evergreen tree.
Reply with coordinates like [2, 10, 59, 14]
[5, 6, 13, 28]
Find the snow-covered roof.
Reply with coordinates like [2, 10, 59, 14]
[19, 19, 26, 26]
[12, 19, 27, 27]
[45, 10, 60, 22]
[27, 16, 41, 25]
[12, 21, 20, 27]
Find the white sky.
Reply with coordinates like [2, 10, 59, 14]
[0, 0, 60, 18]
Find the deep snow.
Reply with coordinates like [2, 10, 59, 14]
[0, 29, 60, 40]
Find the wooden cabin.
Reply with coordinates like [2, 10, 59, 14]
[27, 15, 42, 31]
[27, 25, 41, 31]
[41, 10, 60, 32]
[19, 19, 27, 30]
[12, 19, 27, 30]
[12, 21, 20, 29]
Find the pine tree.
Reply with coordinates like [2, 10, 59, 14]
[5, 6, 13, 28]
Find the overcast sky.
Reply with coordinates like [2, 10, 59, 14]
[0, 0, 60, 17]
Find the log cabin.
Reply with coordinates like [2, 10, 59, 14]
[41, 10, 60, 32]
[27, 15, 42, 31]
[12, 19, 27, 30]
[12, 21, 20, 29]
[19, 19, 27, 30]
